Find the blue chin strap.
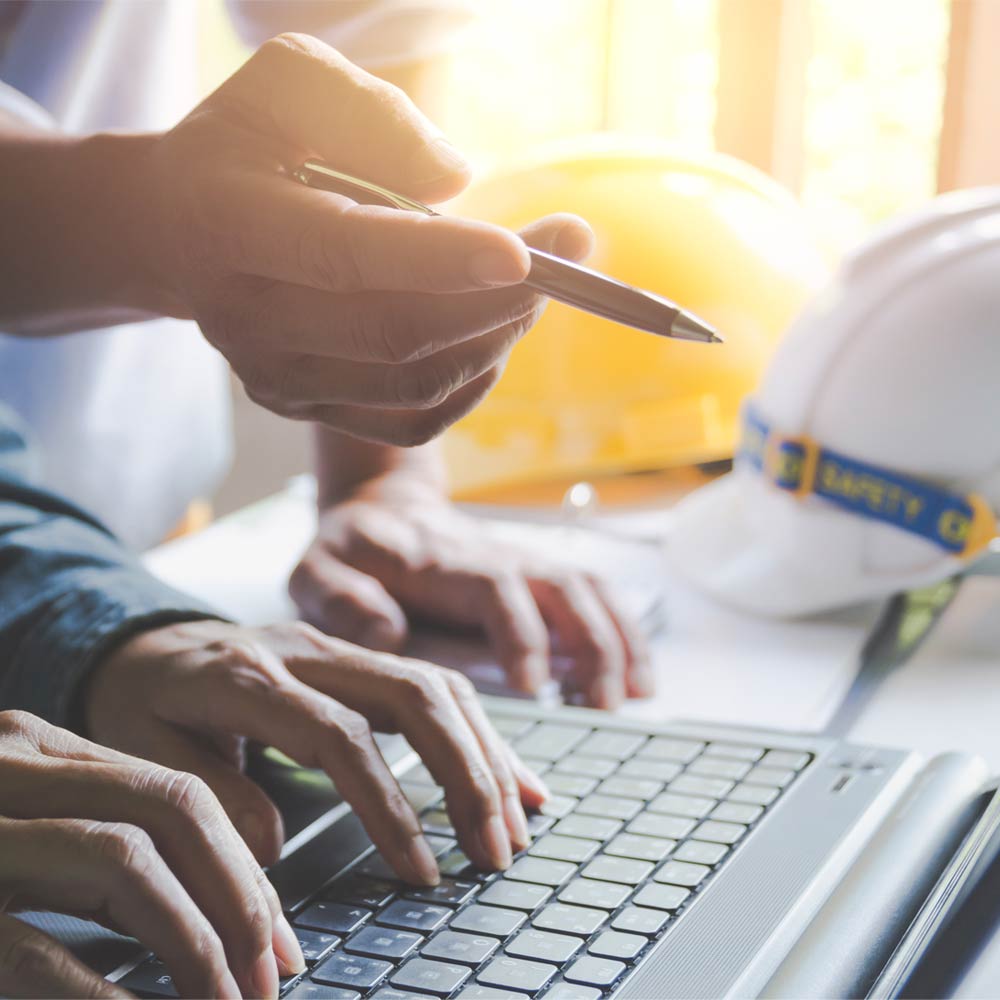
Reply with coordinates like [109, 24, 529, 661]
[738, 403, 997, 559]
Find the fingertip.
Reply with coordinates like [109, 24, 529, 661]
[405, 836, 441, 886]
[627, 663, 656, 699]
[237, 808, 284, 867]
[554, 216, 596, 262]
[409, 137, 473, 201]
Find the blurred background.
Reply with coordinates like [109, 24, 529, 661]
[199, 0, 998, 514]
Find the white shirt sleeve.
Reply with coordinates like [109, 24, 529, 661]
[0, 79, 54, 130]
[225, 0, 478, 69]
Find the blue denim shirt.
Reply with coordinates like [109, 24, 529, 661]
[0, 405, 219, 730]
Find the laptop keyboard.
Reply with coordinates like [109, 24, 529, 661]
[118, 711, 810, 999]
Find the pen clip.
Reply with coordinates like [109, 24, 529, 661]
[293, 160, 437, 216]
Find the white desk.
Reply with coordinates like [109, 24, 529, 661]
[145, 482, 1000, 770]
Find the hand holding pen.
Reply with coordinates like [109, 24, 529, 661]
[131, 32, 605, 444]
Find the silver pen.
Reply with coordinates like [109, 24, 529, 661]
[293, 160, 722, 344]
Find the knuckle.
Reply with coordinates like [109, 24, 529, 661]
[0, 710, 42, 741]
[397, 666, 449, 711]
[329, 708, 374, 753]
[91, 823, 156, 875]
[149, 768, 219, 822]
[441, 668, 477, 702]
[297, 221, 364, 294]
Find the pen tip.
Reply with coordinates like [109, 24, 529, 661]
[671, 310, 722, 344]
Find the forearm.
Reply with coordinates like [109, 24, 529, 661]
[0, 414, 219, 727]
[313, 425, 447, 506]
[0, 123, 170, 335]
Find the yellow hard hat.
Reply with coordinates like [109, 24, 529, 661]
[444, 134, 829, 497]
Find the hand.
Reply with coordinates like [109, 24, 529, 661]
[288, 481, 654, 709]
[132, 33, 592, 443]
[0, 711, 304, 1000]
[85, 621, 548, 883]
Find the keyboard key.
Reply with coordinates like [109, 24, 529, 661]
[452, 973, 525, 1000]
[552, 815, 622, 841]
[617, 758, 682, 782]
[576, 794, 641, 821]
[519, 757, 551, 777]
[451, 905, 526, 938]
[370, 989, 427, 1000]
[704, 742, 764, 762]
[627, 813, 695, 839]
[632, 883, 690, 911]
[538, 795, 577, 819]
[479, 880, 552, 911]
[760, 750, 810, 771]
[638, 737, 704, 763]
[524, 813, 554, 838]
[533, 903, 606, 936]
[727, 782, 779, 807]
[489, 716, 534, 739]
[669, 774, 735, 798]
[545, 985, 600, 1000]
[403, 783, 444, 812]
[596, 776, 663, 800]
[583, 732, 647, 759]
[515, 724, 589, 760]
[422, 930, 499, 965]
[554, 754, 618, 779]
[605, 833, 675, 862]
[324, 876, 398, 910]
[287, 984, 361, 999]
[117, 960, 177, 998]
[688, 757, 751, 781]
[710, 802, 763, 825]
[588, 930, 646, 961]
[505, 857, 576, 887]
[612, 906, 670, 936]
[312, 953, 393, 992]
[529, 835, 599, 864]
[563, 956, 626, 988]
[506, 929, 582, 963]
[296, 902, 371, 936]
[655, 860, 711, 887]
[425, 834, 458, 856]
[673, 840, 728, 865]
[438, 849, 489, 880]
[692, 820, 747, 845]
[391, 958, 471, 996]
[746, 765, 796, 788]
[377, 900, 451, 933]
[543, 773, 599, 798]
[477, 956, 557, 993]
[648, 792, 714, 819]
[558, 877, 630, 910]
[345, 926, 422, 961]
[280, 973, 303, 996]
[405, 878, 479, 907]
[355, 853, 398, 881]
[295, 928, 340, 965]
[420, 809, 456, 836]
[581, 856, 653, 885]
[400, 763, 437, 785]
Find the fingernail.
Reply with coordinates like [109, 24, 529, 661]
[272, 914, 306, 976]
[478, 814, 513, 870]
[503, 794, 531, 851]
[555, 220, 595, 261]
[593, 677, 623, 711]
[251, 949, 279, 1000]
[467, 248, 528, 287]
[406, 836, 440, 886]
[413, 137, 470, 185]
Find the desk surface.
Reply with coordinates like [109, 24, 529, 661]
[144, 480, 1000, 771]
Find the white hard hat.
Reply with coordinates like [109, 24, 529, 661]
[668, 187, 1000, 617]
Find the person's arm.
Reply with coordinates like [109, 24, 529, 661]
[0, 409, 221, 727]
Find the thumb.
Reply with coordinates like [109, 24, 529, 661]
[289, 553, 409, 653]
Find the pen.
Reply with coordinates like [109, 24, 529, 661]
[292, 160, 722, 344]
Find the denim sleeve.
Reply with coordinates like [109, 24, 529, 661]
[0, 412, 221, 731]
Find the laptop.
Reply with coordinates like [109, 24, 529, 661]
[107, 698, 1000, 999]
